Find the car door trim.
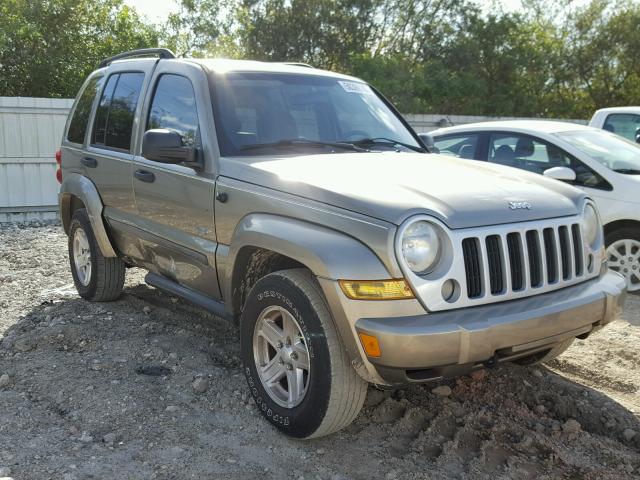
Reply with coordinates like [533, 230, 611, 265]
[106, 217, 209, 266]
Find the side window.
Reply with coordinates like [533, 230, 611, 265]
[93, 75, 119, 147]
[433, 134, 480, 159]
[488, 133, 610, 190]
[67, 75, 102, 144]
[604, 114, 640, 142]
[488, 134, 553, 171]
[92, 72, 145, 151]
[147, 74, 199, 146]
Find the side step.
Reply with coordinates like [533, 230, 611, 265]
[144, 272, 231, 320]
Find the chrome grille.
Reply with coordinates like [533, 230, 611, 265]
[462, 222, 585, 297]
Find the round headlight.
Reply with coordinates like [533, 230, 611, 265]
[401, 221, 440, 274]
[582, 204, 600, 247]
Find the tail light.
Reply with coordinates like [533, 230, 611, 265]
[55, 149, 62, 183]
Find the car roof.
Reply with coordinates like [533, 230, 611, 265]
[593, 106, 640, 114]
[107, 56, 363, 82]
[193, 58, 363, 81]
[430, 120, 595, 136]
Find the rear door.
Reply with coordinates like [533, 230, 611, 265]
[130, 61, 221, 299]
[83, 61, 156, 225]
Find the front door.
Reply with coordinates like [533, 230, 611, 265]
[131, 62, 220, 299]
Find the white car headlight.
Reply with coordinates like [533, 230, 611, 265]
[582, 204, 600, 247]
[401, 220, 440, 274]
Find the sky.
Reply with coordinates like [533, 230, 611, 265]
[123, 0, 543, 24]
[124, 0, 180, 23]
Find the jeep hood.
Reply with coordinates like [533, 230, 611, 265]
[219, 152, 586, 229]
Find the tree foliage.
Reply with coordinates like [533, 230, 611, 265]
[0, 0, 158, 98]
[1, 0, 639, 118]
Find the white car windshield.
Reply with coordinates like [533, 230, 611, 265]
[210, 72, 422, 156]
[557, 130, 640, 174]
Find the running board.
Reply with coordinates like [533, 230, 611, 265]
[144, 272, 231, 320]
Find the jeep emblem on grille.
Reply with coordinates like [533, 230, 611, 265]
[509, 201, 532, 210]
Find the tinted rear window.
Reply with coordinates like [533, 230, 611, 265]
[67, 76, 102, 144]
[92, 72, 145, 152]
[93, 75, 118, 147]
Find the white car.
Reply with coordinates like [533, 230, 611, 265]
[589, 106, 640, 144]
[426, 120, 640, 291]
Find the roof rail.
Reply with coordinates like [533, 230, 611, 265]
[280, 62, 314, 68]
[99, 48, 176, 68]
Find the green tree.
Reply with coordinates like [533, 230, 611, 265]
[237, 0, 379, 69]
[562, 0, 640, 116]
[161, 0, 239, 57]
[0, 0, 159, 98]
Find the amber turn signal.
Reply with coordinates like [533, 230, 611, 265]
[358, 333, 381, 357]
[339, 279, 414, 300]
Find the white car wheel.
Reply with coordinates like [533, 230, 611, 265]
[606, 239, 640, 292]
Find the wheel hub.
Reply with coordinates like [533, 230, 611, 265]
[72, 228, 92, 287]
[253, 306, 311, 408]
[606, 239, 640, 291]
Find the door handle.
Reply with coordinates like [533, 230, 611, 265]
[134, 169, 155, 183]
[81, 157, 97, 168]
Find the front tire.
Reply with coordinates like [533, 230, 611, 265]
[68, 208, 125, 301]
[240, 269, 367, 438]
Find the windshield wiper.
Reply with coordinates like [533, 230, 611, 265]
[347, 137, 426, 152]
[613, 168, 640, 175]
[240, 139, 368, 152]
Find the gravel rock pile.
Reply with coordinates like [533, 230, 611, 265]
[0, 223, 639, 479]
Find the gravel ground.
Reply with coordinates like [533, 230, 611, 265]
[0, 223, 639, 480]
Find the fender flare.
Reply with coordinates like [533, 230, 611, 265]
[58, 173, 117, 258]
[223, 214, 393, 377]
[224, 213, 392, 294]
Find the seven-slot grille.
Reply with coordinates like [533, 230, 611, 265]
[462, 223, 584, 298]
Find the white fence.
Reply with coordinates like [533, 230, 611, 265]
[0, 97, 588, 222]
[0, 97, 74, 222]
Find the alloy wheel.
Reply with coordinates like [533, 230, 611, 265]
[607, 239, 640, 291]
[253, 306, 311, 408]
[73, 227, 92, 287]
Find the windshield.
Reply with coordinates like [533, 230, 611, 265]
[210, 72, 421, 156]
[557, 130, 640, 174]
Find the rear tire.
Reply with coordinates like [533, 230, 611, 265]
[240, 268, 367, 438]
[515, 338, 574, 366]
[68, 208, 125, 301]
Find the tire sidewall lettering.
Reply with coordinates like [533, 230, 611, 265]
[241, 275, 331, 438]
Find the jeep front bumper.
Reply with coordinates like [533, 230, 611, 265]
[321, 270, 626, 386]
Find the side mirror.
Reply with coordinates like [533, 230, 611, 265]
[142, 129, 199, 167]
[418, 133, 439, 153]
[543, 166, 576, 181]
[635, 128, 640, 144]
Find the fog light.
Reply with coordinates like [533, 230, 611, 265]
[339, 279, 414, 300]
[441, 279, 460, 303]
[358, 333, 381, 357]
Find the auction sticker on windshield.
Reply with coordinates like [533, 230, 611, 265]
[339, 81, 373, 95]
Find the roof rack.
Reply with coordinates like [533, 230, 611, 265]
[99, 48, 176, 68]
[280, 62, 314, 68]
